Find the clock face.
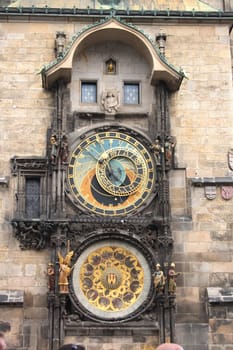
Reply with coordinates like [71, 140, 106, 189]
[67, 128, 155, 216]
[71, 240, 152, 320]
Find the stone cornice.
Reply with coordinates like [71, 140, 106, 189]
[191, 176, 233, 186]
[0, 7, 233, 22]
[207, 287, 233, 303]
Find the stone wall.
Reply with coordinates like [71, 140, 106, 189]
[0, 20, 55, 347]
[0, 12, 233, 350]
[207, 288, 233, 350]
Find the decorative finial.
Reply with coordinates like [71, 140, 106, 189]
[156, 29, 167, 56]
[55, 31, 66, 58]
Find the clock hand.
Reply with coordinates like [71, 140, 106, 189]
[86, 146, 102, 160]
[106, 162, 119, 182]
[106, 161, 125, 185]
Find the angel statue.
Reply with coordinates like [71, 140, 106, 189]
[57, 244, 74, 294]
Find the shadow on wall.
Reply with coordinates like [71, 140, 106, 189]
[59, 345, 85, 350]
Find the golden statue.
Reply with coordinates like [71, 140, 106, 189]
[57, 244, 74, 294]
[106, 59, 116, 74]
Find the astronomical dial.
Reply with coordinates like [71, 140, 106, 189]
[71, 240, 152, 320]
[67, 129, 155, 216]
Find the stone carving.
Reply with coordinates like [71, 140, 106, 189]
[165, 136, 176, 167]
[101, 89, 119, 114]
[205, 185, 216, 200]
[153, 263, 166, 295]
[221, 186, 233, 200]
[47, 263, 55, 292]
[168, 262, 180, 295]
[156, 30, 167, 56]
[12, 220, 53, 250]
[151, 138, 162, 165]
[50, 134, 59, 165]
[49, 133, 69, 165]
[157, 234, 174, 249]
[55, 31, 66, 58]
[60, 135, 69, 164]
[11, 157, 47, 175]
[150, 136, 176, 167]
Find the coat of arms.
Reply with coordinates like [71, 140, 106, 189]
[221, 186, 233, 200]
[204, 185, 216, 200]
[101, 89, 120, 114]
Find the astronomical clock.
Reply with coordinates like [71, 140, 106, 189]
[67, 127, 156, 217]
[11, 15, 180, 348]
[65, 125, 160, 324]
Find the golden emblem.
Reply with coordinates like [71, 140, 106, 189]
[79, 246, 144, 311]
[101, 266, 122, 289]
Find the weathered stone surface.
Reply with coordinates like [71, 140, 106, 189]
[0, 290, 24, 305]
[0, 2, 233, 350]
[6, 0, 219, 11]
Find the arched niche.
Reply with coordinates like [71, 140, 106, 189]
[41, 18, 184, 92]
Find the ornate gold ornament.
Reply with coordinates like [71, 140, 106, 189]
[71, 241, 152, 319]
[57, 245, 74, 294]
[79, 246, 143, 312]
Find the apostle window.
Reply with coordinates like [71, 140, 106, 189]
[81, 81, 97, 103]
[123, 82, 140, 104]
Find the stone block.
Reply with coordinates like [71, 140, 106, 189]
[208, 306, 227, 319]
[0, 290, 24, 305]
[177, 300, 204, 316]
[209, 319, 233, 333]
[209, 333, 233, 345]
[0, 321, 11, 332]
[184, 272, 210, 287]
[171, 219, 193, 231]
[24, 307, 48, 320]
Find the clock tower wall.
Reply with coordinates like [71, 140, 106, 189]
[70, 40, 154, 129]
[2, 11, 189, 350]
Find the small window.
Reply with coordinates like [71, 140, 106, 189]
[25, 177, 40, 218]
[81, 82, 97, 103]
[124, 83, 140, 104]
